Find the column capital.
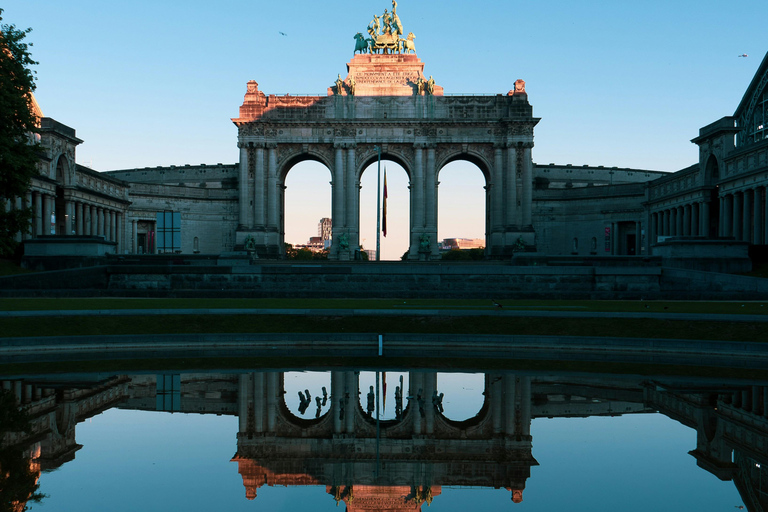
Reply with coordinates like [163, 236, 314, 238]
[265, 142, 278, 150]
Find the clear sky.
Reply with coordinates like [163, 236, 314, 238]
[3, 0, 766, 258]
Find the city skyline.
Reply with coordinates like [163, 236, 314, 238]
[4, 0, 766, 258]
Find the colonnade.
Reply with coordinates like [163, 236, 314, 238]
[717, 187, 768, 243]
[236, 141, 535, 259]
[651, 200, 713, 241]
[10, 190, 125, 252]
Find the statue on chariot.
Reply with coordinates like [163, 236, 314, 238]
[353, 0, 416, 55]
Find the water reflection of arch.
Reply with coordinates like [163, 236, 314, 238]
[238, 371, 530, 441]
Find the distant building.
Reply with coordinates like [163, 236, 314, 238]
[440, 238, 485, 251]
[319, 218, 332, 243]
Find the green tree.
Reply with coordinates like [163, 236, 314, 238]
[0, 9, 40, 257]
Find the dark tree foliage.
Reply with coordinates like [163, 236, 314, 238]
[0, 9, 40, 257]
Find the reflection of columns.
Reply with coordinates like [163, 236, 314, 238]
[764, 187, 768, 245]
[522, 145, 533, 226]
[253, 373, 265, 433]
[238, 143, 249, 227]
[345, 371, 356, 434]
[267, 372, 278, 432]
[490, 373, 503, 434]
[238, 374, 249, 434]
[332, 371, 344, 434]
[753, 188, 763, 244]
[410, 371, 423, 435]
[504, 375, 516, 436]
[520, 376, 531, 437]
[423, 372, 436, 435]
[743, 189, 752, 243]
[254, 145, 265, 228]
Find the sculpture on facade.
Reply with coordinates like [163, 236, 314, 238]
[359, 2, 413, 55]
[416, 76, 425, 95]
[400, 32, 416, 54]
[334, 74, 344, 95]
[426, 76, 435, 95]
[353, 33, 370, 55]
[338, 232, 349, 250]
[419, 233, 431, 252]
[347, 77, 356, 96]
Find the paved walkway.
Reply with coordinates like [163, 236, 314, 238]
[0, 308, 767, 322]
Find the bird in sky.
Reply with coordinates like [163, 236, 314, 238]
[279, 31, 288, 36]
[738, 54, 748, 57]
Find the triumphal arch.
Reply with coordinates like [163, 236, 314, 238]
[232, 3, 538, 259]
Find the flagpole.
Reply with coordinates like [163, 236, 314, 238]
[374, 145, 382, 261]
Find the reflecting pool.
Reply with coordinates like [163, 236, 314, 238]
[2, 367, 765, 511]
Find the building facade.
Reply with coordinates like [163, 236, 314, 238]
[11, 47, 768, 262]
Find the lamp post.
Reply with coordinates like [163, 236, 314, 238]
[374, 145, 382, 261]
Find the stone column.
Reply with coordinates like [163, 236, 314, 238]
[76, 202, 84, 235]
[34, 192, 42, 236]
[683, 204, 690, 236]
[691, 202, 699, 236]
[254, 145, 265, 228]
[743, 189, 753, 243]
[267, 145, 278, 231]
[238, 143, 249, 228]
[506, 146, 518, 226]
[675, 206, 683, 236]
[701, 200, 710, 238]
[733, 192, 742, 240]
[112, 211, 117, 243]
[42, 194, 51, 235]
[116, 212, 122, 253]
[132, 219, 138, 254]
[90, 205, 98, 237]
[426, 146, 437, 253]
[635, 221, 641, 254]
[411, 145, 424, 258]
[64, 200, 74, 235]
[522, 144, 533, 226]
[493, 146, 503, 235]
[97, 207, 104, 237]
[668, 208, 675, 236]
[332, 144, 345, 258]
[722, 195, 732, 237]
[764, 187, 768, 245]
[753, 188, 763, 244]
[346, 146, 359, 251]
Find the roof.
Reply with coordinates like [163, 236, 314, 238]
[734, 51, 768, 120]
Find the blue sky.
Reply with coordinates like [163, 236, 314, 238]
[4, 0, 766, 257]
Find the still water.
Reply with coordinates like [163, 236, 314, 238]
[2, 367, 764, 511]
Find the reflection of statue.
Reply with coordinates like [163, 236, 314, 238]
[334, 74, 344, 95]
[338, 233, 349, 250]
[347, 77, 356, 95]
[426, 76, 435, 95]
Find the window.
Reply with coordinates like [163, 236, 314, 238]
[156, 211, 181, 253]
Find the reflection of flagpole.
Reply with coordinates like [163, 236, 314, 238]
[374, 146, 382, 261]
[382, 372, 387, 413]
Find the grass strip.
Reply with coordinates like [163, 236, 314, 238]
[0, 314, 764, 341]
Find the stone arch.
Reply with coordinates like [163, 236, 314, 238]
[54, 153, 71, 185]
[356, 147, 413, 181]
[436, 149, 492, 184]
[704, 154, 720, 185]
[436, 151, 493, 255]
[278, 151, 334, 255]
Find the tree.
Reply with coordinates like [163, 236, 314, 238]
[0, 9, 40, 257]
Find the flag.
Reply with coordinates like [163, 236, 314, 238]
[382, 169, 388, 237]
